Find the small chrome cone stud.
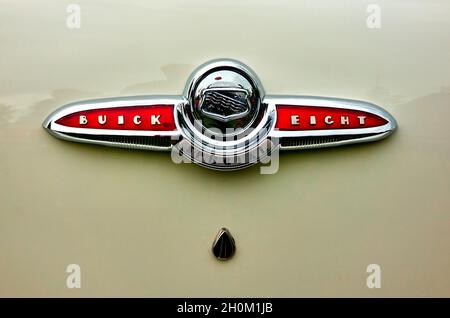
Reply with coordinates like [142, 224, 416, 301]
[212, 228, 236, 261]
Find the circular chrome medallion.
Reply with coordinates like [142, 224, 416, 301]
[175, 59, 276, 170]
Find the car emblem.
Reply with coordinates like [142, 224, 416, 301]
[43, 59, 397, 171]
[197, 72, 254, 122]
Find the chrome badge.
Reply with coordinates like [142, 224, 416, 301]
[196, 70, 255, 122]
[43, 59, 397, 171]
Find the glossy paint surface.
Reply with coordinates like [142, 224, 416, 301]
[0, 0, 449, 296]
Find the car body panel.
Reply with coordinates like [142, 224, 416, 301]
[0, 0, 449, 296]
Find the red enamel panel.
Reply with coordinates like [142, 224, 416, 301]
[55, 105, 176, 131]
[275, 105, 387, 130]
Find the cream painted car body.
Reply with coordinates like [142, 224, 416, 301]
[0, 0, 449, 297]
